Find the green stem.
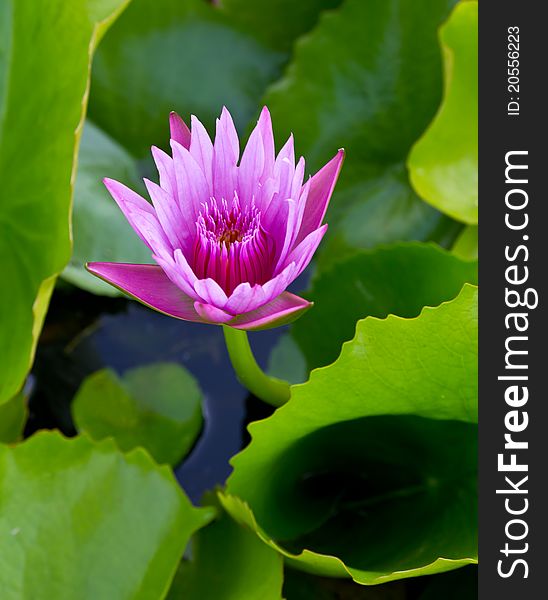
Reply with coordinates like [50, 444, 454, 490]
[223, 326, 290, 407]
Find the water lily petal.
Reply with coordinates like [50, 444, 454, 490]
[257, 106, 275, 181]
[295, 149, 344, 246]
[272, 199, 297, 271]
[169, 111, 191, 149]
[190, 115, 214, 193]
[213, 107, 239, 201]
[151, 146, 177, 199]
[228, 292, 312, 331]
[144, 178, 191, 251]
[85, 263, 205, 322]
[224, 282, 267, 315]
[171, 139, 210, 221]
[291, 156, 306, 201]
[263, 262, 297, 302]
[273, 136, 295, 201]
[286, 224, 328, 277]
[194, 302, 234, 324]
[103, 178, 170, 255]
[194, 278, 229, 308]
[238, 120, 265, 206]
[275, 134, 295, 171]
[151, 244, 199, 295]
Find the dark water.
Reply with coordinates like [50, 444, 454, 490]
[88, 305, 278, 500]
[29, 282, 281, 502]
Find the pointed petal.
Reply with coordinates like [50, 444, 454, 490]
[295, 149, 344, 245]
[144, 178, 190, 251]
[170, 139, 209, 221]
[224, 282, 267, 315]
[218, 107, 239, 159]
[290, 156, 306, 201]
[263, 262, 297, 301]
[227, 292, 312, 331]
[151, 146, 176, 198]
[194, 302, 233, 324]
[286, 224, 328, 277]
[256, 176, 278, 214]
[272, 199, 297, 270]
[275, 134, 295, 171]
[213, 107, 239, 201]
[238, 121, 265, 205]
[257, 107, 275, 181]
[103, 178, 170, 254]
[194, 278, 229, 308]
[86, 263, 205, 322]
[151, 248, 199, 299]
[272, 135, 295, 203]
[190, 115, 214, 193]
[169, 112, 191, 149]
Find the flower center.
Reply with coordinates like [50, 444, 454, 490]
[218, 228, 242, 246]
[197, 196, 260, 247]
[193, 196, 275, 295]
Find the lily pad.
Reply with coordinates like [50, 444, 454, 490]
[293, 242, 477, 370]
[408, 1, 478, 224]
[264, 0, 460, 256]
[0, 431, 214, 599]
[168, 497, 283, 600]
[0, 0, 129, 405]
[72, 363, 203, 466]
[223, 285, 478, 584]
[268, 334, 308, 385]
[89, 0, 286, 157]
[62, 121, 152, 296]
[0, 390, 27, 444]
[220, 0, 343, 52]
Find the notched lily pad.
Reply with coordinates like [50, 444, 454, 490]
[168, 495, 283, 600]
[293, 242, 477, 371]
[223, 285, 478, 584]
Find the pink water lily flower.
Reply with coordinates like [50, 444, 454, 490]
[87, 107, 344, 330]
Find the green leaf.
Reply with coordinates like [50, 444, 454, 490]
[452, 225, 478, 261]
[0, 0, 129, 405]
[408, 1, 478, 224]
[317, 166, 463, 269]
[263, 0, 459, 256]
[293, 242, 477, 370]
[168, 497, 283, 600]
[220, 0, 343, 52]
[268, 334, 308, 385]
[72, 363, 203, 466]
[62, 121, 152, 296]
[223, 285, 478, 584]
[0, 390, 27, 444]
[0, 431, 215, 599]
[89, 0, 285, 158]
